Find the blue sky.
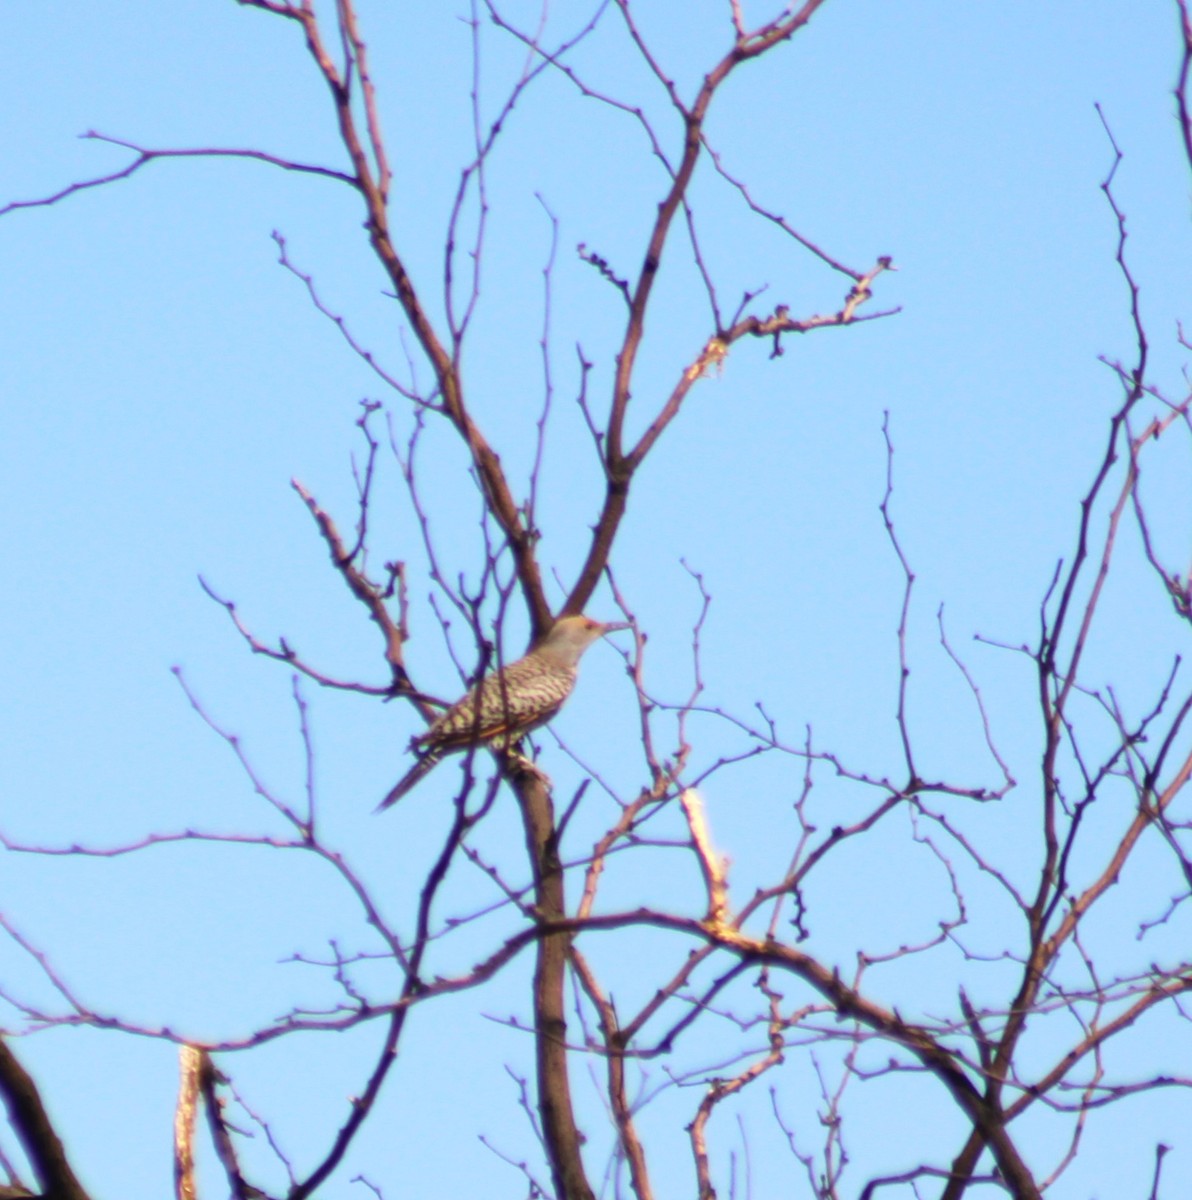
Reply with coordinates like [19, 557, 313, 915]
[2, 2, 1191, 1198]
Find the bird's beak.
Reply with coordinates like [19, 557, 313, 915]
[601, 621, 632, 635]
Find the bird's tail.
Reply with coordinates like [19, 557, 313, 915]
[376, 750, 441, 812]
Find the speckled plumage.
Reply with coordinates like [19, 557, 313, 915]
[378, 616, 623, 809]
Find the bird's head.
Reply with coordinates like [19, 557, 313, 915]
[540, 614, 630, 664]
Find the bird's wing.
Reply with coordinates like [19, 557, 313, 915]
[417, 660, 572, 749]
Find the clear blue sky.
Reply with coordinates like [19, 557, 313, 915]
[2, 2, 1190, 1197]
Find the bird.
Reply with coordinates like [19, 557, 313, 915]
[377, 615, 627, 809]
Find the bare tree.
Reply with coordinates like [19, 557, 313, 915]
[2, 3, 1191, 1199]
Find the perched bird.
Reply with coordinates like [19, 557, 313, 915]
[378, 615, 627, 809]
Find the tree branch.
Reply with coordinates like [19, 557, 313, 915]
[0, 1037, 90, 1200]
